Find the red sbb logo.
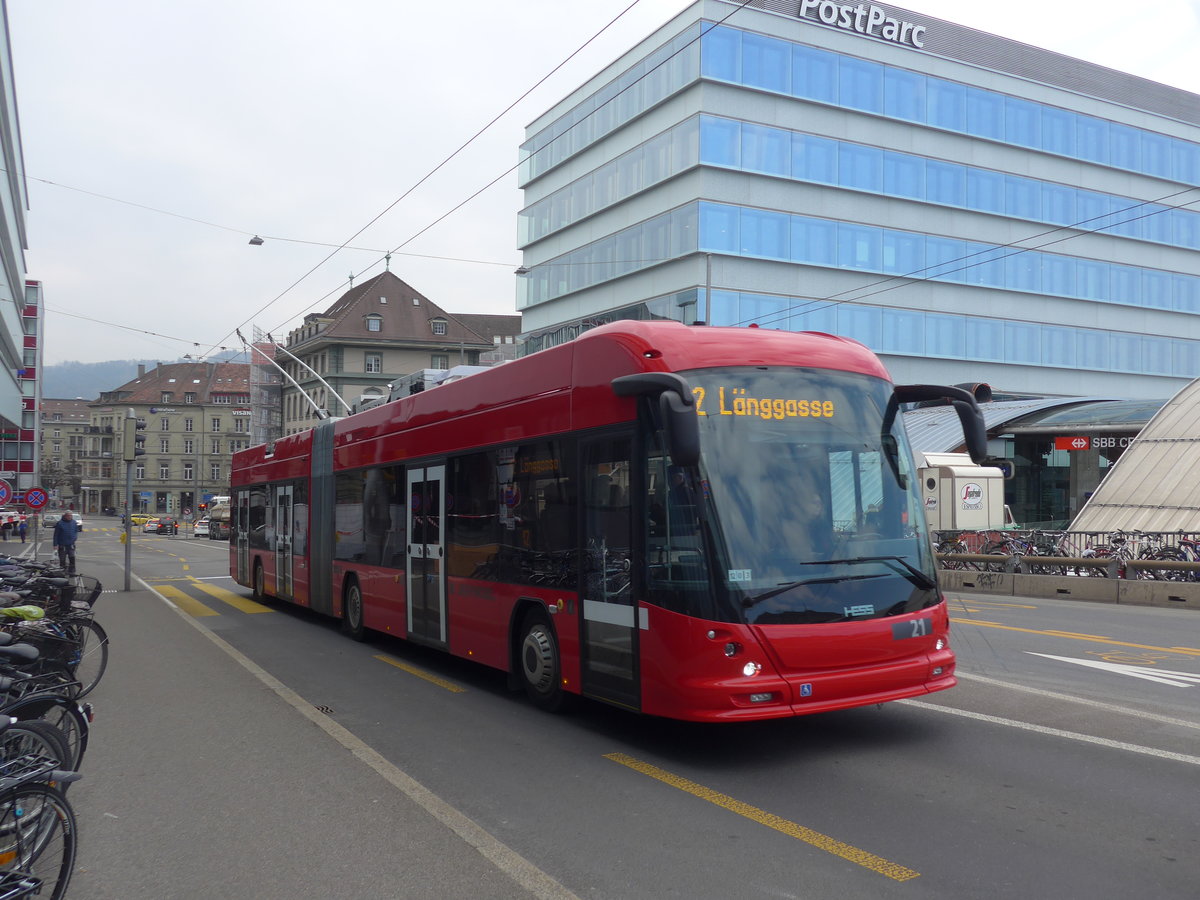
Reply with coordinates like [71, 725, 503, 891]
[1054, 436, 1090, 451]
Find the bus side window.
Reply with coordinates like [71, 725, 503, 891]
[539, 483, 575, 552]
[582, 439, 632, 605]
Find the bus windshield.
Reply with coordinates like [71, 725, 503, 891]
[644, 366, 937, 626]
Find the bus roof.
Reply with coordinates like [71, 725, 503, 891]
[233, 322, 891, 476]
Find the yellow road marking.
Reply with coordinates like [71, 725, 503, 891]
[158, 584, 218, 617]
[951, 618, 1200, 656]
[374, 654, 466, 693]
[193, 583, 273, 614]
[604, 753, 919, 882]
[952, 599, 1038, 610]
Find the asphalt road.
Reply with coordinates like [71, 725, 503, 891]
[58, 523, 1200, 899]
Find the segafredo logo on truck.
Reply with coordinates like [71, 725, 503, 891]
[798, 1, 927, 48]
[960, 482, 984, 511]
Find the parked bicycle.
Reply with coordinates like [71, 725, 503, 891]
[0, 718, 80, 900]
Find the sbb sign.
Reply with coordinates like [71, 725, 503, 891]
[1054, 436, 1090, 451]
[1054, 436, 1135, 451]
[798, 0, 927, 48]
[1092, 436, 1135, 449]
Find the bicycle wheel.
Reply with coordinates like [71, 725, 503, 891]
[0, 783, 77, 900]
[2, 699, 88, 773]
[935, 540, 968, 570]
[0, 723, 69, 771]
[61, 619, 108, 699]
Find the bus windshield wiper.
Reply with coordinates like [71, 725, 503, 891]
[742, 572, 885, 608]
[819, 556, 937, 591]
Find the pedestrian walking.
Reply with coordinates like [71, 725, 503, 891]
[52, 510, 81, 574]
[17, 517, 26, 543]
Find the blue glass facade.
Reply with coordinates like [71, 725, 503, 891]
[520, 199, 1200, 320]
[523, 21, 1200, 190]
[521, 113, 1200, 252]
[698, 24, 1200, 185]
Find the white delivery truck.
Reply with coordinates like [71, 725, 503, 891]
[918, 452, 1009, 532]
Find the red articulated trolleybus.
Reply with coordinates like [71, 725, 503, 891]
[230, 321, 987, 722]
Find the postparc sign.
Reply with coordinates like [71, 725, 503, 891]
[798, 1, 927, 48]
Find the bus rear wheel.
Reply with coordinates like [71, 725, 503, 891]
[342, 578, 365, 641]
[519, 609, 567, 712]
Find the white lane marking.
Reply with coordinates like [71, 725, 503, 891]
[901, 700, 1200, 767]
[139, 572, 580, 900]
[956, 670, 1200, 730]
[1026, 653, 1200, 687]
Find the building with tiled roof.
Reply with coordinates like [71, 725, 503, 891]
[278, 271, 520, 434]
[84, 361, 252, 517]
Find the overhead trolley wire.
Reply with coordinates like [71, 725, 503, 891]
[263, 0, 761, 334]
[206, 0, 669, 357]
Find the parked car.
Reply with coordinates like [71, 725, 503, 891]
[193, 517, 210, 537]
[127, 512, 153, 527]
[144, 516, 178, 535]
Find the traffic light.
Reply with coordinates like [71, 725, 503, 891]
[199, 503, 207, 512]
[123, 416, 147, 462]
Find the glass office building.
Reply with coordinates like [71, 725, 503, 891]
[516, 0, 1200, 401]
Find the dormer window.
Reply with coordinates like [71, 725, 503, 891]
[431, 319, 448, 336]
[366, 315, 382, 333]
[161, 392, 173, 402]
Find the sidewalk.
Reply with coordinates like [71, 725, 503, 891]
[68, 557, 559, 900]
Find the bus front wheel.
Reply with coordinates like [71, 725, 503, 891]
[342, 578, 365, 641]
[519, 609, 567, 712]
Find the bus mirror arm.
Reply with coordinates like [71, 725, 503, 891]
[951, 399, 989, 465]
[892, 383, 988, 465]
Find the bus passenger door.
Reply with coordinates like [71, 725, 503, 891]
[407, 465, 446, 646]
[275, 485, 293, 598]
[580, 438, 639, 709]
[235, 492, 250, 585]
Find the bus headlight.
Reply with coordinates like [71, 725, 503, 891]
[935, 638, 947, 650]
[742, 661, 762, 677]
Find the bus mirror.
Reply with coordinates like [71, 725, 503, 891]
[660, 390, 699, 467]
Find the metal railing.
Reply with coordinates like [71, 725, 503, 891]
[933, 529, 1200, 580]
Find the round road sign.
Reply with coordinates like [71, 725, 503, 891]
[23, 487, 48, 510]
[0, 480, 9, 505]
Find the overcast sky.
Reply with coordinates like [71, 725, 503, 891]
[9, 0, 1200, 365]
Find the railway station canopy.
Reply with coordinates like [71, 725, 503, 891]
[1071, 377, 1200, 533]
